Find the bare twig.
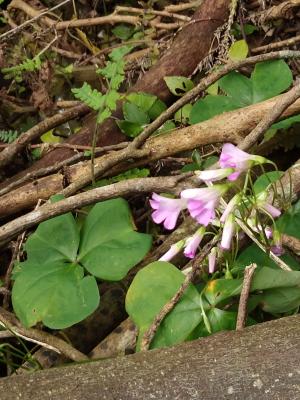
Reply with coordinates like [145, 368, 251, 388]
[0, 307, 88, 362]
[252, 35, 300, 54]
[165, 1, 203, 12]
[115, 6, 191, 22]
[3, 236, 24, 309]
[236, 263, 257, 331]
[236, 219, 292, 271]
[61, 147, 150, 196]
[140, 239, 216, 351]
[61, 50, 300, 195]
[132, 50, 300, 149]
[0, 0, 71, 41]
[282, 234, 300, 255]
[239, 82, 300, 151]
[2, 94, 300, 217]
[0, 104, 89, 170]
[0, 143, 128, 197]
[250, 0, 300, 22]
[0, 174, 190, 245]
[8, 0, 140, 29]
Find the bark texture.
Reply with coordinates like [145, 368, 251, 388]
[20, 0, 231, 169]
[2, 95, 300, 217]
[0, 315, 299, 400]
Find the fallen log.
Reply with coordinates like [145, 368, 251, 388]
[0, 315, 299, 400]
[18, 0, 231, 170]
[2, 94, 300, 217]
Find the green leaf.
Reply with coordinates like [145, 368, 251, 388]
[203, 278, 242, 306]
[126, 92, 157, 113]
[228, 40, 249, 61]
[12, 262, 99, 329]
[276, 200, 300, 239]
[258, 287, 300, 313]
[99, 61, 124, 79]
[207, 308, 238, 331]
[112, 25, 135, 40]
[263, 128, 277, 142]
[219, 71, 252, 106]
[78, 198, 152, 280]
[251, 60, 292, 103]
[244, 24, 258, 35]
[117, 120, 143, 137]
[40, 130, 62, 144]
[202, 155, 219, 169]
[109, 45, 134, 61]
[206, 81, 219, 95]
[72, 82, 104, 111]
[105, 90, 120, 110]
[94, 168, 150, 188]
[123, 102, 150, 125]
[97, 108, 112, 124]
[181, 163, 199, 172]
[272, 114, 300, 130]
[174, 104, 192, 124]
[23, 211, 80, 265]
[147, 98, 167, 120]
[164, 76, 194, 96]
[251, 267, 300, 291]
[154, 120, 176, 135]
[189, 309, 239, 338]
[189, 95, 239, 124]
[126, 261, 203, 349]
[110, 74, 125, 90]
[235, 243, 300, 272]
[253, 171, 284, 195]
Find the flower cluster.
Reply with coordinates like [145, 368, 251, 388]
[150, 143, 283, 273]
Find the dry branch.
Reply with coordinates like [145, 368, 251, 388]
[0, 315, 299, 400]
[252, 35, 300, 54]
[0, 307, 88, 362]
[251, 0, 300, 21]
[21, 0, 232, 170]
[140, 239, 216, 351]
[0, 104, 90, 169]
[239, 82, 300, 150]
[2, 94, 300, 217]
[236, 264, 257, 330]
[0, 174, 189, 245]
[8, 0, 140, 28]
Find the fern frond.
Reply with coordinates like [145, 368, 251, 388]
[72, 82, 104, 111]
[2, 56, 42, 78]
[0, 130, 19, 143]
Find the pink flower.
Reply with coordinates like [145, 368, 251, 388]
[265, 226, 273, 239]
[256, 192, 281, 219]
[150, 193, 186, 230]
[159, 240, 185, 262]
[271, 245, 284, 256]
[220, 213, 236, 250]
[247, 218, 273, 239]
[208, 247, 218, 274]
[259, 203, 281, 218]
[184, 227, 206, 259]
[271, 230, 284, 256]
[220, 193, 241, 223]
[219, 143, 267, 180]
[181, 185, 228, 226]
[196, 168, 234, 182]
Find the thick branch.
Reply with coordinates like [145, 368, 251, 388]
[0, 175, 188, 245]
[0, 104, 89, 169]
[0, 315, 299, 399]
[0, 307, 87, 362]
[2, 94, 300, 217]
